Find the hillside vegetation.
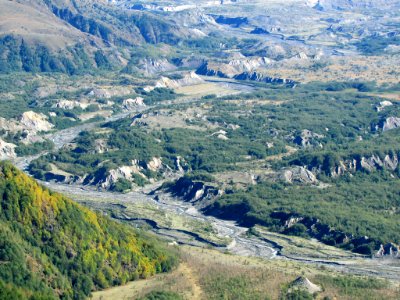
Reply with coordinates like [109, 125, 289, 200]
[0, 161, 177, 300]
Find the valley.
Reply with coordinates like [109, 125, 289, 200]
[1, 0, 400, 299]
[44, 178, 400, 282]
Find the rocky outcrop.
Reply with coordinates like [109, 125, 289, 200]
[0, 139, 16, 160]
[0, 115, 49, 145]
[280, 167, 317, 184]
[122, 97, 145, 110]
[213, 15, 249, 27]
[146, 157, 163, 172]
[100, 164, 143, 189]
[293, 130, 324, 148]
[299, 152, 399, 178]
[270, 212, 381, 255]
[124, 0, 240, 12]
[138, 58, 177, 75]
[310, 0, 400, 11]
[173, 56, 205, 69]
[196, 62, 232, 78]
[210, 130, 229, 140]
[234, 72, 297, 86]
[168, 177, 222, 203]
[196, 58, 274, 80]
[289, 277, 322, 295]
[175, 156, 186, 174]
[375, 101, 393, 112]
[98, 158, 164, 189]
[37, 156, 186, 189]
[228, 57, 272, 72]
[146, 72, 204, 91]
[382, 117, 400, 132]
[251, 27, 270, 35]
[376, 243, 399, 258]
[0, 117, 24, 133]
[329, 159, 358, 177]
[19, 111, 54, 132]
[53, 100, 89, 110]
[88, 87, 132, 99]
[360, 156, 384, 172]
[285, 217, 305, 228]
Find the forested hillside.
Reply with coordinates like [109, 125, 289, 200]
[0, 161, 177, 300]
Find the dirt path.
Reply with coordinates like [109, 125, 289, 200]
[178, 263, 204, 300]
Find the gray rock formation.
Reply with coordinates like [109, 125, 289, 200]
[234, 72, 297, 86]
[329, 159, 358, 177]
[19, 111, 54, 132]
[293, 130, 324, 148]
[289, 277, 322, 294]
[169, 177, 222, 203]
[146, 72, 204, 91]
[99, 158, 164, 189]
[0, 139, 17, 160]
[311, 0, 400, 11]
[122, 97, 145, 110]
[53, 100, 90, 110]
[285, 217, 304, 228]
[382, 117, 400, 132]
[376, 243, 399, 258]
[310, 153, 399, 178]
[138, 58, 177, 75]
[281, 166, 318, 184]
[375, 101, 393, 112]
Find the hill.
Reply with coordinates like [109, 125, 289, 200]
[0, 161, 177, 300]
[0, 0, 189, 73]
